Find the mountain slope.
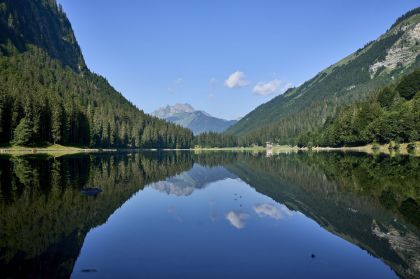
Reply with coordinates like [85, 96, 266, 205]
[0, 0, 193, 148]
[301, 69, 420, 147]
[227, 8, 420, 145]
[0, 0, 85, 71]
[153, 104, 237, 134]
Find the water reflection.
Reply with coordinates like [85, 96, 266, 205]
[151, 164, 236, 196]
[226, 210, 249, 229]
[0, 152, 192, 278]
[0, 151, 418, 278]
[253, 203, 293, 220]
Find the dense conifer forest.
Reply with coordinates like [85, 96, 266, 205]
[297, 70, 420, 147]
[0, 0, 193, 149]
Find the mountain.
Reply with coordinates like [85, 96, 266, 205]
[227, 8, 420, 145]
[153, 103, 195, 118]
[0, 0, 85, 71]
[153, 104, 237, 135]
[151, 164, 237, 196]
[299, 69, 420, 147]
[0, 0, 193, 148]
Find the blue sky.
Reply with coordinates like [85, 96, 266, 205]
[58, 0, 419, 120]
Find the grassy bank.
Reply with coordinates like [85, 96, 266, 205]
[1, 142, 419, 157]
[0, 144, 116, 156]
[194, 142, 420, 156]
[310, 142, 420, 156]
[192, 146, 266, 152]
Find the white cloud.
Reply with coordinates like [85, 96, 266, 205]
[253, 79, 293, 96]
[281, 83, 293, 93]
[253, 79, 283, 96]
[168, 78, 183, 93]
[224, 71, 249, 88]
[253, 204, 282, 219]
[253, 79, 281, 96]
[253, 203, 293, 220]
[226, 211, 249, 229]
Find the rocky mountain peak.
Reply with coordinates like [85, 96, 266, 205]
[153, 103, 195, 118]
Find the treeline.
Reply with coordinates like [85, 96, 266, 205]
[193, 132, 262, 148]
[297, 69, 420, 147]
[0, 47, 193, 148]
[193, 132, 239, 148]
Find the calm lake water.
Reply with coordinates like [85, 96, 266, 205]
[0, 151, 419, 278]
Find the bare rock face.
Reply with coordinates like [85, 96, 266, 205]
[152, 103, 195, 119]
[372, 219, 420, 278]
[370, 22, 420, 77]
[152, 104, 237, 134]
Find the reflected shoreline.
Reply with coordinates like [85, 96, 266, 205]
[0, 151, 418, 278]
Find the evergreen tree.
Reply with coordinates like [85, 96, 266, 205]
[12, 117, 33, 145]
[396, 69, 420, 100]
[377, 87, 396, 109]
[51, 101, 64, 144]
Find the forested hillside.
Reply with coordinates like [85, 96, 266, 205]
[227, 8, 420, 145]
[0, 0, 193, 148]
[297, 69, 420, 147]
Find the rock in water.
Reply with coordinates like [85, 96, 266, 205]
[81, 188, 103, 196]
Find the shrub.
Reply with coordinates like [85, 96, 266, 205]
[397, 69, 420, 100]
[407, 142, 418, 150]
[388, 140, 400, 151]
[372, 142, 380, 150]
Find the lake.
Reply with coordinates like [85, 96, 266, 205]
[0, 151, 419, 278]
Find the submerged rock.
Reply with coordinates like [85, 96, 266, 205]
[81, 188, 103, 196]
[81, 269, 97, 273]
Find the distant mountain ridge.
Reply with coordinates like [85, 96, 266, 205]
[151, 164, 237, 196]
[153, 103, 195, 118]
[153, 104, 237, 135]
[227, 8, 420, 144]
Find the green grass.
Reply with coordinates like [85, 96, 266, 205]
[1, 144, 85, 150]
[0, 144, 105, 156]
[193, 146, 266, 152]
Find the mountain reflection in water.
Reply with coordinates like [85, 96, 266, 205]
[0, 152, 418, 278]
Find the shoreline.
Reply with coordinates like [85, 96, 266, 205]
[309, 142, 420, 156]
[194, 143, 420, 157]
[0, 144, 117, 156]
[1, 143, 419, 157]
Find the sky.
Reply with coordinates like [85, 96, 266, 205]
[58, 0, 419, 120]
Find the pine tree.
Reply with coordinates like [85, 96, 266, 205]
[51, 101, 64, 144]
[12, 117, 33, 146]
